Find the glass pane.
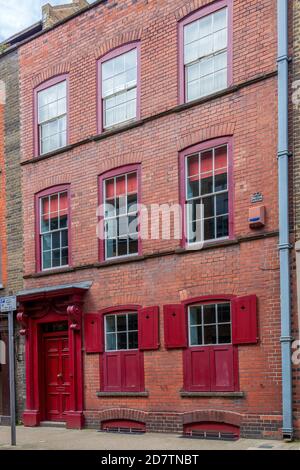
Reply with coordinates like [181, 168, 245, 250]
[50, 217, 59, 231]
[216, 215, 229, 238]
[128, 331, 138, 349]
[214, 68, 227, 91]
[42, 234, 51, 251]
[103, 78, 114, 97]
[214, 51, 227, 72]
[204, 217, 215, 240]
[118, 216, 128, 237]
[213, 28, 227, 52]
[216, 193, 228, 216]
[200, 56, 214, 77]
[187, 62, 200, 83]
[215, 172, 227, 192]
[187, 178, 200, 199]
[52, 231, 60, 250]
[60, 215, 68, 229]
[218, 324, 231, 344]
[204, 324, 217, 344]
[214, 8, 227, 31]
[198, 14, 212, 38]
[114, 72, 126, 92]
[42, 251, 51, 270]
[117, 196, 126, 216]
[128, 313, 138, 331]
[106, 238, 117, 258]
[52, 249, 61, 268]
[106, 316, 116, 333]
[187, 79, 200, 102]
[117, 315, 127, 331]
[106, 333, 116, 351]
[203, 304, 216, 324]
[218, 304, 231, 323]
[61, 230, 68, 248]
[199, 35, 213, 57]
[57, 81, 66, 99]
[201, 174, 213, 195]
[126, 99, 136, 120]
[117, 332, 127, 350]
[190, 325, 202, 346]
[184, 20, 199, 45]
[128, 193, 138, 213]
[129, 239, 138, 254]
[114, 54, 125, 75]
[189, 306, 202, 325]
[128, 215, 138, 236]
[126, 68, 137, 86]
[199, 74, 213, 97]
[184, 42, 199, 65]
[102, 59, 114, 80]
[106, 219, 117, 238]
[118, 237, 128, 257]
[61, 248, 68, 266]
[57, 98, 66, 116]
[203, 196, 214, 218]
[125, 49, 137, 70]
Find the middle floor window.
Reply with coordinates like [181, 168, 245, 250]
[101, 166, 140, 261]
[181, 139, 232, 246]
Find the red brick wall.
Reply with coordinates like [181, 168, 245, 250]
[18, 0, 290, 438]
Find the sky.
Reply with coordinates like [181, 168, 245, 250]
[0, 0, 92, 42]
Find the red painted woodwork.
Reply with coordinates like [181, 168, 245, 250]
[184, 422, 240, 438]
[44, 333, 71, 422]
[102, 351, 144, 392]
[183, 347, 210, 391]
[138, 306, 160, 350]
[164, 304, 187, 349]
[184, 345, 237, 392]
[232, 295, 258, 345]
[84, 314, 103, 353]
[101, 420, 146, 432]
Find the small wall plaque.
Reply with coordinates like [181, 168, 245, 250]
[251, 192, 263, 204]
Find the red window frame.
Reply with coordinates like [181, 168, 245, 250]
[33, 74, 69, 157]
[35, 184, 72, 272]
[98, 163, 142, 262]
[179, 136, 234, 248]
[178, 0, 233, 104]
[182, 295, 239, 392]
[97, 42, 141, 133]
[99, 305, 145, 393]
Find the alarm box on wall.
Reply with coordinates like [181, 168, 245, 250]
[249, 206, 266, 229]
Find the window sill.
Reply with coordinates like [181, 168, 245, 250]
[97, 255, 144, 268]
[97, 391, 149, 398]
[180, 391, 245, 398]
[176, 238, 238, 254]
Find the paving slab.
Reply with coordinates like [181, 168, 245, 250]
[0, 426, 299, 450]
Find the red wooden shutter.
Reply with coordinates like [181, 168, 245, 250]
[84, 314, 103, 353]
[103, 352, 122, 391]
[210, 346, 235, 392]
[163, 304, 187, 349]
[183, 347, 211, 391]
[232, 295, 258, 345]
[122, 351, 144, 392]
[138, 306, 159, 351]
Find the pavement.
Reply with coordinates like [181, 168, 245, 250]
[0, 426, 299, 450]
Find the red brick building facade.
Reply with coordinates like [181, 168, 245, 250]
[16, 0, 294, 438]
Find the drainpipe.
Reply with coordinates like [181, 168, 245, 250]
[277, 0, 293, 441]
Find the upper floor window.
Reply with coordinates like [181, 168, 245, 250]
[99, 165, 140, 261]
[36, 76, 68, 156]
[182, 139, 232, 246]
[99, 43, 140, 131]
[37, 186, 70, 271]
[179, 1, 232, 103]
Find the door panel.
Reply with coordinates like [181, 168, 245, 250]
[44, 333, 71, 421]
[210, 345, 235, 391]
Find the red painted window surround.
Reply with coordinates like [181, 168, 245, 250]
[98, 163, 142, 262]
[35, 184, 72, 273]
[98, 305, 145, 393]
[179, 136, 234, 249]
[178, 0, 233, 104]
[33, 74, 69, 157]
[97, 42, 141, 134]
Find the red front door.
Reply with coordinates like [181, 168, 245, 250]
[43, 332, 71, 422]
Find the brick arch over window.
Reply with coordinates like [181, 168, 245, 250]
[98, 408, 148, 425]
[94, 29, 143, 59]
[174, 0, 219, 21]
[99, 153, 143, 175]
[182, 410, 243, 427]
[31, 63, 71, 89]
[177, 123, 235, 151]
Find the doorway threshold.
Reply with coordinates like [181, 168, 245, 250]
[40, 421, 66, 428]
